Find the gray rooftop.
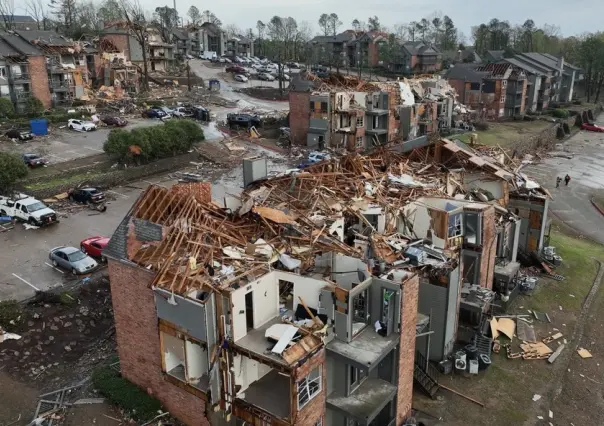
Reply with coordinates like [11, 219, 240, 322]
[326, 378, 397, 422]
[0, 31, 42, 56]
[326, 326, 400, 368]
[16, 30, 72, 46]
[445, 63, 489, 83]
[0, 37, 21, 57]
[0, 15, 36, 22]
[502, 57, 543, 75]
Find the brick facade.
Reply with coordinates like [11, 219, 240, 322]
[289, 91, 310, 146]
[108, 260, 210, 426]
[479, 206, 496, 290]
[28, 56, 51, 108]
[292, 349, 326, 426]
[397, 274, 419, 423]
[100, 33, 131, 59]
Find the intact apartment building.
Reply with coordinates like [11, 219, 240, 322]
[310, 30, 387, 69]
[446, 63, 528, 118]
[289, 73, 455, 150]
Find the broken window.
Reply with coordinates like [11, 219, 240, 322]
[448, 213, 462, 237]
[315, 418, 323, 426]
[356, 136, 364, 149]
[351, 284, 368, 336]
[297, 365, 321, 409]
[356, 116, 364, 127]
[160, 329, 209, 391]
[500, 94, 506, 103]
[320, 102, 328, 112]
[464, 212, 481, 245]
[470, 82, 480, 90]
[502, 80, 507, 88]
[349, 364, 367, 392]
[0, 67, 6, 78]
[462, 251, 480, 284]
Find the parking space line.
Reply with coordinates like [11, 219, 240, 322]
[105, 190, 129, 199]
[45, 262, 64, 274]
[12, 273, 40, 291]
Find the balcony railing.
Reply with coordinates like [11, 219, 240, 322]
[15, 91, 31, 100]
[10, 73, 30, 81]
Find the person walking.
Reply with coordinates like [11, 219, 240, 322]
[564, 174, 571, 186]
[556, 177, 562, 188]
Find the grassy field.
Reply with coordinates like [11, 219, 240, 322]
[414, 226, 604, 426]
[454, 120, 553, 148]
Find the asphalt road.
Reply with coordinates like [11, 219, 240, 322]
[0, 141, 292, 302]
[525, 115, 604, 244]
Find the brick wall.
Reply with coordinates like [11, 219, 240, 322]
[108, 260, 210, 426]
[479, 206, 496, 290]
[396, 274, 419, 423]
[28, 56, 51, 108]
[101, 34, 130, 59]
[367, 42, 379, 67]
[289, 91, 310, 146]
[292, 349, 325, 426]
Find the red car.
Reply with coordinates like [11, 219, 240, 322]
[80, 236, 110, 261]
[226, 65, 246, 74]
[581, 123, 604, 132]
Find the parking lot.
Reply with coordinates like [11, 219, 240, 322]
[0, 141, 293, 302]
[0, 118, 163, 164]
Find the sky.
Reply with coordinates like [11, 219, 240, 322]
[160, 0, 603, 39]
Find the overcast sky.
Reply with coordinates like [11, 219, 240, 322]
[164, 0, 601, 39]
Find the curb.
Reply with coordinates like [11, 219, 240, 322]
[590, 197, 604, 217]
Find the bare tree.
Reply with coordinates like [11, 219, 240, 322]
[201, 10, 221, 26]
[224, 24, 242, 39]
[0, 0, 15, 30]
[26, 0, 47, 29]
[120, 0, 150, 91]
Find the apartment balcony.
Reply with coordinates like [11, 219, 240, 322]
[50, 81, 71, 92]
[47, 64, 70, 74]
[327, 326, 399, 369]
[327, 379, 397, 426]
[14, 91, 31, 101]
[9, 73, 30, 83]
[366, 108, 389, 115]
[365, 127, 388, 136]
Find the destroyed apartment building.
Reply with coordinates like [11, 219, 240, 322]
[103, 136, 551, 425]
[289, 73, 457, 152]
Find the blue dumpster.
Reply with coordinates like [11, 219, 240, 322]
[30, 119, 48, 136]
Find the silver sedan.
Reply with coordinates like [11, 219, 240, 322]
[49, 246, 98, 275]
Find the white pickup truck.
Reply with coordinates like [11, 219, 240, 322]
[0, 193, 58, 226]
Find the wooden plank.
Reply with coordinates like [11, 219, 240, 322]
[547, 344, 565, 364]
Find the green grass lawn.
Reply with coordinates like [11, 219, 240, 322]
[454, 120, 552, 148]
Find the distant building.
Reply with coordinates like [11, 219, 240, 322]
[0, 15, 38, 30]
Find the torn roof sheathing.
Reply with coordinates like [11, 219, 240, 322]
[106, 139, 543, 298]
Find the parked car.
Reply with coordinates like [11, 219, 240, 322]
[190, 106, 211, 122]
[234, 74, 249, 82]
[143, 108, 168, 119]
[316, 71, 329, 78]
[49, 246, 98, 275]
[227, 113, 261, 128]
[172, 107, 194, 118]
[287, 62, 300, 69]
[67, 119, 96, 131]
[581, 123, 604, 132]
[0, 193, 57, 226]
[226, 65, 246, 74]
[308, 151, 331, 163]
[251, 63, 263, 70]
[5, 129, 33, 141]
[80, 236, 110, 261]
[151, 106, 174, 117]
[276, 73, 290, 81]
[185, 54, 194, 60]
[258, 72, 275, 81]
[68, 187, 106, 204]
[101, 116, 128, 127]
[22, 153, 48, 167]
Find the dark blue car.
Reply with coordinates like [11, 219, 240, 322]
[144, 108, 167, 119]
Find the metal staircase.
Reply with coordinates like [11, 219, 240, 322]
[413, 351, 440, 398]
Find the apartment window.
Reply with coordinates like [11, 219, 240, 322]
[356, 136, 364, 149]
[464, 212, 482, 245]
[349, 365, 367, 392]
[320, 102, 328, 112]
[315, 418, 323, 426]
[470, 82, 480, 90]
[297, 365, 322, 409]
[356, 116, 364, 127]
[0, 67, 5, 78]
[448, 213, 462, 237]
[502, 80, 507, 88]
[500, 94, 506, 103]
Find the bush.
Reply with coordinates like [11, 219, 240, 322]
[0, 300, 23, 331]
[23, 97, 45, 116]
[552, 108, 570, 119]
[0, 98, 15, 118]
[92, 362, 162, 422]
[0, 152, 28, 193]
[103, 119, 204, 163]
